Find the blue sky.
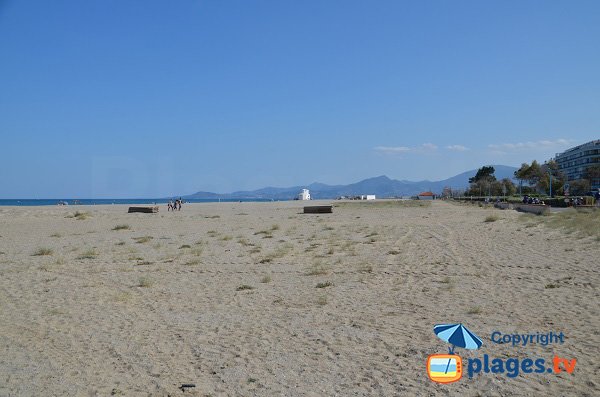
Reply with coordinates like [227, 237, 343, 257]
[1, 1, 598, 198]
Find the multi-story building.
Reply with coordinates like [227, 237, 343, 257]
[554, 139, 600, 190]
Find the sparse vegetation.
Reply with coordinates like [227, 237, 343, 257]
[237, 238, 253, 246]
[237, 284, 255, 291]
[526, 208, 600, 239]
[114, 291, 133, 302]
[50, 233, 62, 238]
[112, 224, 131, 231]
[261, 275, 272, 283]
[185, 258, 202, 266]
[133, 236, 153, 244]
[484, 214, 500, 222]
[33, 247, 53, 256]
[77, 249, 98, 259]
[179, 244, 191, 249]
[138, 276, 153, 288]
[249, 246, 262, 254]
[387, 249, 400, 255]
[306, 263, 329, 276]
[115, 241, 126, 246]
[220, 235, 233, 241]
[66, 211, 90, 220]
[358, 263, 373, 273]
[316, 281, 333, 288]
[467, 306, 482, 314]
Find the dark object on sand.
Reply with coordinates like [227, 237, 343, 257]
[179, 384, 196, 392]
[128, 206, 159, 213]
[304, 205, 333, 214]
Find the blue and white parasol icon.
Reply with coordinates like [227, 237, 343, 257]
[434, 323, 483, 354]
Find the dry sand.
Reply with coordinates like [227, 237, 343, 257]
[0, 200, 598, 396]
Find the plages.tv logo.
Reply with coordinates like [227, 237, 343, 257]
[427, 323, 577, 383]
[427, 323, 482, 383]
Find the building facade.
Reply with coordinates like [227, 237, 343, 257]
[554, 140, 600, 189]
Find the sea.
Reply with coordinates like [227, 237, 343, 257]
[0, 198, 279, 206]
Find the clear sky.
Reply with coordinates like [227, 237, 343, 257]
[1, 1, 598, 198]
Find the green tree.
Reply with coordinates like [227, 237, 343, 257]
[469, 166, 496, 183]
[569, 179, 590, 195]
[467, 166, 496, 197]
[584, 164, 600, 190]
[539, 160, 565, 196]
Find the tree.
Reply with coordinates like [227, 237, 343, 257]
[584, 164, 600, 190]
[569, 179, 590, 195]
[538, 160, 565, 197]
[469, 166, 496, 183]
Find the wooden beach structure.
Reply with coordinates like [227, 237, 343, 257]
[128, 206, 159, 214]
[304, 205, 333, 214]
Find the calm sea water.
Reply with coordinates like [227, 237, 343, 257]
[0, 198, 278, 206]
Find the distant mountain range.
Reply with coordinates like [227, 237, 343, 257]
[183, 165, 518, 200]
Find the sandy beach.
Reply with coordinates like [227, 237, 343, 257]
[0, 200, 598, 396]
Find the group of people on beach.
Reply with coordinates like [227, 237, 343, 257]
[168, 198, 183, 211]
[522, 195, 544, 205]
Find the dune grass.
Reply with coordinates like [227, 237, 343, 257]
[77, 248, 98, 259]
[138, 276, 153, 288]
[260, 275, 272, 283]
[316, 281, 333, 288]
[521, 208, 600, 239]
[305, 262, 329, 276]
[65, 211, 90, 220]
[112, 224, 131, 231]
[33, 247, 53, 256]
[484, 214, 500, 222]
[133, 236, 153, 244]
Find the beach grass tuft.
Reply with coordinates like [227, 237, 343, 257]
[77, 249, 98, 259]
[72, 211, 90, 220]
[33, 247, 53, 256]
[133, 236, 153, 244]
[260, 275, 272, 283]
[138, 276, 153, 288]
[112, 224, 131, 231]
[466, 306, 483, 314]
[484, 214, 500, 222]
[316, 281, 333, 288]
[306, 262, 329, 276]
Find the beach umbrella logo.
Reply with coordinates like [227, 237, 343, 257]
[434, 323, 483, 353]
[427, 323, 482, 384]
